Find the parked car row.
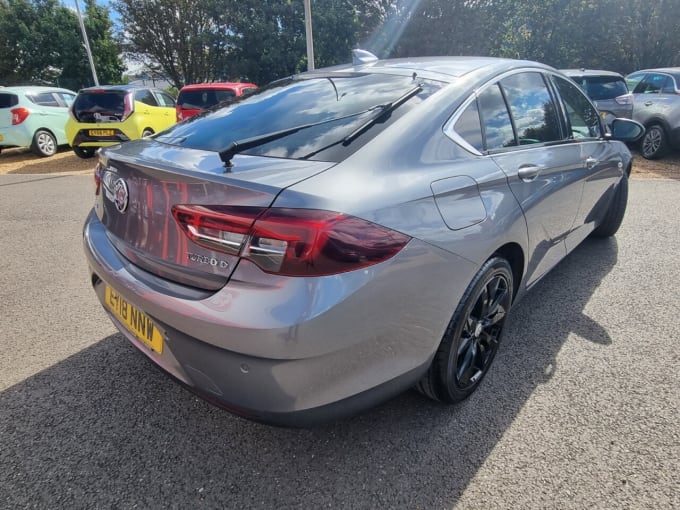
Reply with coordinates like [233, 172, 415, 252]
[561, 66, 680, 159]
[0, 81, 257, 159]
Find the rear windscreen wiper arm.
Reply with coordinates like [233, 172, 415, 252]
[219, 110, 370, 167]
[341, 84, 422, 145]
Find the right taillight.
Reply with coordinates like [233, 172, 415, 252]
[11, 107, 29, 125]
[121, 93, 134, 121]
[615, 93, 634, 106]
[172, 205, 411, 276]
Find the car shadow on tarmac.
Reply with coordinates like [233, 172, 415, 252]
[0, 237, 618, 509]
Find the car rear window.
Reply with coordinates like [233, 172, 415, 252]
[177, 89, 236, 109]
[0, 93, 19, 108]
[157, 73, 444, 162]
[72, 91, 127, 122]
[577, 77, 628, 100]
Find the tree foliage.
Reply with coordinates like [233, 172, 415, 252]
[0, 0, 123, 88]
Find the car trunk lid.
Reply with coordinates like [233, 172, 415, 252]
[96, 139, 335, 290]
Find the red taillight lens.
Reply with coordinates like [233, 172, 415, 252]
[11, 107, 29, 125]
[172, 205, 411, 276]
[121, 94, 134, 121]
[615, 93, 634, 106]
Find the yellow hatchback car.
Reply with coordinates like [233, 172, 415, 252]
[66, 85, 176, 158]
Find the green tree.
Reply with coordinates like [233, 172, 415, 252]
[0, 0, 122, 88]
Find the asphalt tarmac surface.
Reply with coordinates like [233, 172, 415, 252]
[1, 174, 678, 509]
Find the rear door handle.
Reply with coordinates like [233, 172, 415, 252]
[517, 164, 543, 182]
[644, 101, 654, 106]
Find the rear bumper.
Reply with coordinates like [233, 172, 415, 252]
[83, 209, 474, 426]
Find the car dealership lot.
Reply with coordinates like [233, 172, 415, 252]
[0, 173, 678, 508]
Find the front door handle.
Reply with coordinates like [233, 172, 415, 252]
[585, 157, 599, 169]
[518, 164, 542, 182]
[644, 101, 654, 106]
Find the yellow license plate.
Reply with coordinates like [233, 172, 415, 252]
[0, 134, 3, 141]
[105, 286, 163, 353]
[89, 129, 115, 137]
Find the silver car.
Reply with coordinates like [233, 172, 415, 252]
[626, 67, 680, 159]
[83, 54, 643, 426]
[561, 69, 633, 125]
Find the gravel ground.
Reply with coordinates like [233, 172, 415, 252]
[0, 145, 679, 178]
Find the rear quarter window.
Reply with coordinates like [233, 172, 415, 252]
[0, 93, 19, 108]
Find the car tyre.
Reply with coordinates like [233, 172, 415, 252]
[31, 130, 57, 157]
[641, 124, 667, 160]
[142, 129, 154, 137]
[73, 146, 96, 159]
[591, 175, 628, 238]
[416, 257, 513, 403]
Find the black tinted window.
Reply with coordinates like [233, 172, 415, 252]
[157, 74, 443, 162]
[73, 91, 127, 122]
[135, 89, 158, 106]
[478, 84, 515, 150]
[578, 77, 628, 100]
[0, 93, 19, 108]
[553, 76, 601, 139]
[500, 72, 561, 144]
[178, 89, 236, 109]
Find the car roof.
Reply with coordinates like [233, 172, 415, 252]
[628, 67, 680, 74]
[180, 82, 257, 91]
[0, 85, 76, 94]
[561, 69, 624, 79]
[77, 84, 165, 93]
[310, 56, 557, 82]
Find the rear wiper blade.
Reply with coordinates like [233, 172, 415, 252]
[341, 84, 422, 144]
[219, 110, 369, 167]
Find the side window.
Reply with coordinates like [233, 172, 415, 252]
[155, 91, 176, 107]
[661, 77, 677, 94]
[499, 72, 561, 144]
[478, 84, 515, 150]
[626, 73, 646, 92]
[453, 99, 484, 152]
[635, 74, 669, 94]
[58, 92, 75, 107]
[553, 76, 601, 139]
[135, 89, 158, 106]
[29, 92, 60, 107]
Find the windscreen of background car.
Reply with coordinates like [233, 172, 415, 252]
[156, 74, 444, 162]
[72, 91, 128, 122]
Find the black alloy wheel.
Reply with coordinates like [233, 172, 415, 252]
[417, 257, 513, 403]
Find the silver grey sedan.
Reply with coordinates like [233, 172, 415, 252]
[83, 53, 643, 426]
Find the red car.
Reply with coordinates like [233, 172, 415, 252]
[176, 82, 258, 121]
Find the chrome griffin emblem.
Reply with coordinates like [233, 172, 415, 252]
[113, 178, 129, 213]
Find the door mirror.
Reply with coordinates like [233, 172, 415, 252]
[607, 118, 645, 142]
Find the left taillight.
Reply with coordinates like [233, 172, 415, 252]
[172, 205, 411, 277]
[11, 107, 29, 125]
[615, 93, 634, 106]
